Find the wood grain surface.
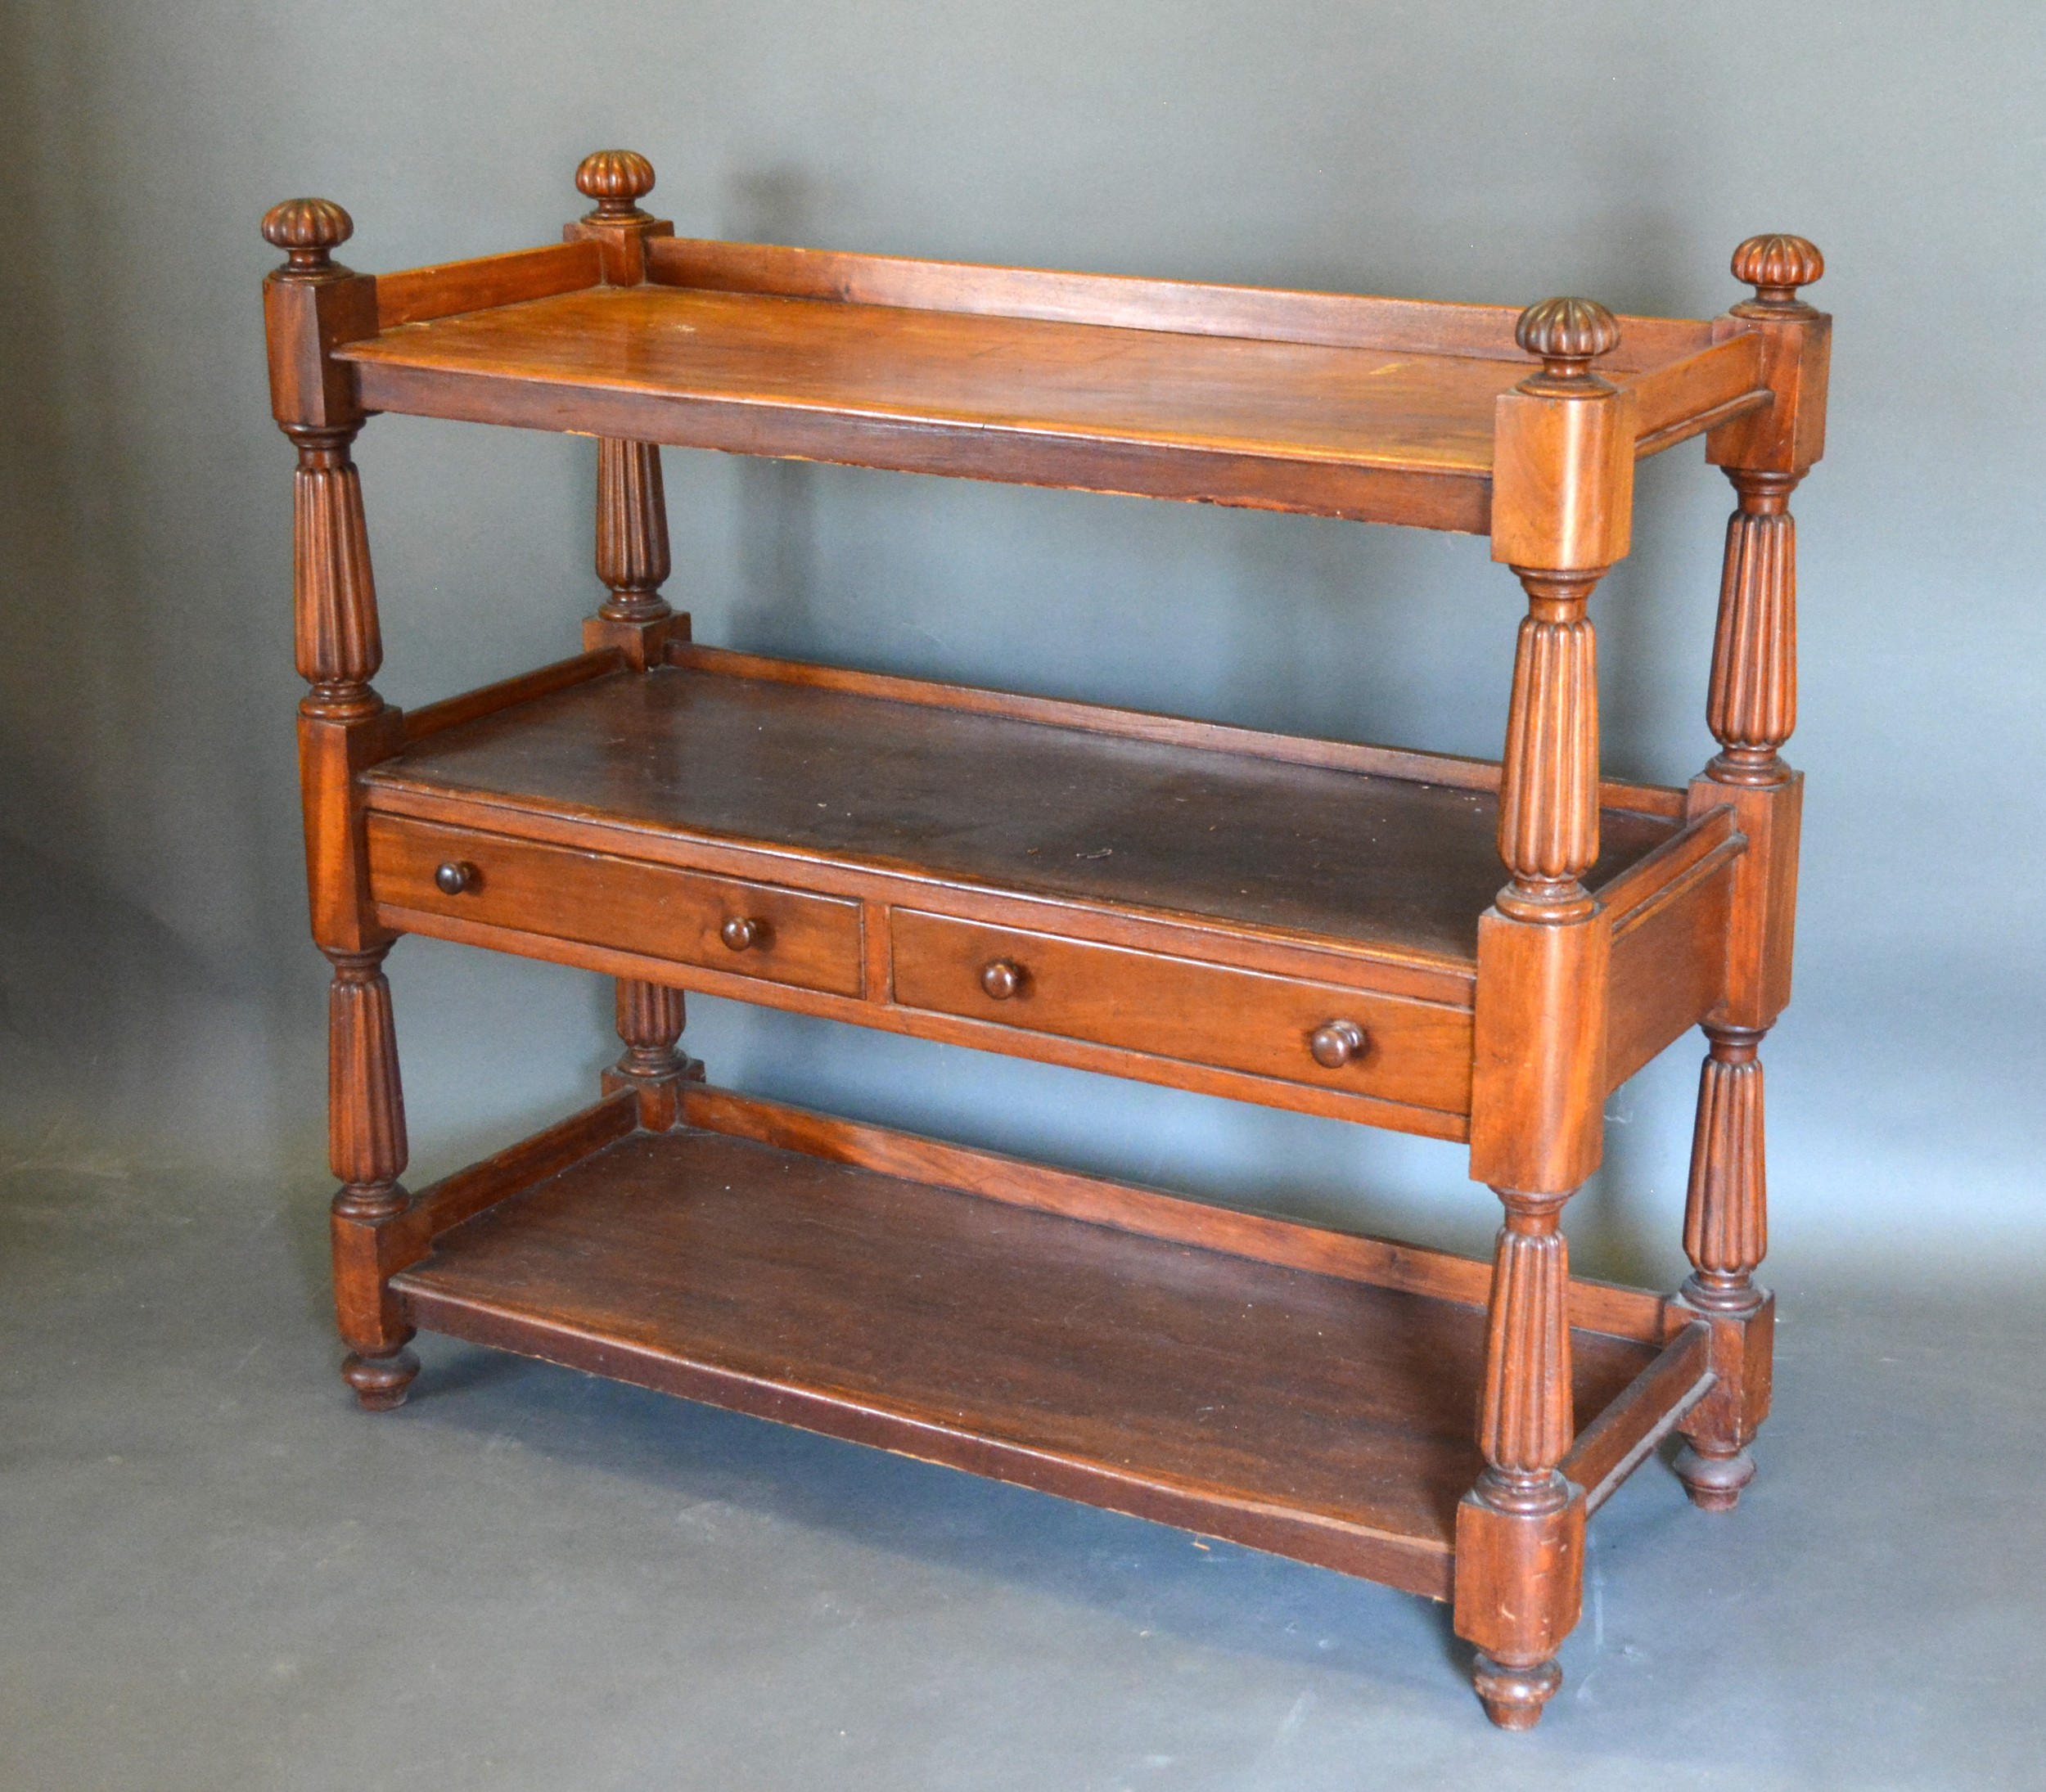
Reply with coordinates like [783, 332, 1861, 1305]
[363, 662, 1680, 964]
[366, 813, 865, 997]
[890, 907, 1472, 1114]
[392, 1125, 1660, 1592]
[644, 234, 1719, 367]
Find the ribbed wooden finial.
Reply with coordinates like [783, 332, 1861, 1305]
[1731, 234, 1824, 308]
[1514, 297, 1621, 382]
[261, 197, 354, 279]
[576, 150, 656, 221]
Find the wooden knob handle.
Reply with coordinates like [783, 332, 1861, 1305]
[720, 916, 760, 952]
[1731, 233, 1823, 307]
[980, 959, 1024, 1000]
[433, 861, 476, 896]
[1309, 1020, 1367, 1069]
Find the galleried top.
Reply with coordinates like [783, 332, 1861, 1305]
[264, 152, 1825, 543]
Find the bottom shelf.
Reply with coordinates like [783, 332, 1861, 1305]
[391, 1091, 1698, 1601]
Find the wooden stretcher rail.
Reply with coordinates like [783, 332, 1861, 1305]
[1627, 335, 1771, 456]
[1559, 1323, 1715, 1511]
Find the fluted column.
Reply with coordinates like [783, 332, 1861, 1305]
[1684, 1026, 1768, 1306]
[1706, 472, 1799, 787]
[290, 427, 383, 721]
[1459, 1187, 1580, 1728]
[264, 193, 418, 1412]
[1673, 1023, 1769, 1507]
[606, 977, 701, 1129]
[325, 946, 419, 1409]
[1458, 295, 1625, 1730]
[1675, 232, 1826, 1510]
[1477, 1194, 1575, 1488]
[1498, 571, 1601, 921]
[595, 439, 673, 624]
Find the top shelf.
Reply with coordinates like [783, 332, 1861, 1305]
[329, 234, 1775, 533]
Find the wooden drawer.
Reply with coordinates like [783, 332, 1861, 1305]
[890, 910, 1472, 1114]
[367, 815, 863, 997]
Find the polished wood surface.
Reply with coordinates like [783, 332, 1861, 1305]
[670, 641, 1688, 818]
[372, 241, 602, 331]
[392, 1120, 1660, 1596]
[674, 1085, 1674, 1342]
[366, 813, 867, 997]
[334, 263, 1767, 529]
[645, 232, 1708, 365]
[263, 160, 1829, 1733]
[363, 660, 1679, 964]
[343, 281, 1530, 472]
[890, 907, 1473, 1116]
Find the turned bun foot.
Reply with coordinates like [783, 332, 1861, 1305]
[342, 1347, 421, 1411]
[1674, 1441, 1755, 1511]
[1471, 1652, 1562, 1730]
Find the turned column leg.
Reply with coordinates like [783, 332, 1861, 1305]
[1458, 297, 1634, 1728]
[262, 201, 419, 1410]
[1674, 1024, 1769, 1507]
[605, 978, 701, 1130]
[596, 438, 671, 627]
[1495, 571, 1601, 925]
[1703, 472, 1797, 789]
[585, 437, 683, 666]
[1458, 1186, 1584, 1729]
[327, 945, 418, 1409]
[1674, 458, 1805, 1507]
[1683, 232, 1827, 1506]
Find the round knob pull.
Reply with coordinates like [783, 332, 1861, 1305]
[433, 861, 477, 896]
[980, 959, 1024, 1001]
[720, 916, 761, 952]
[1309, 1020, 1367, 1069]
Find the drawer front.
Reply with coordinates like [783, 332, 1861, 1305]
[890, 910, 1471, 1114]
[368, 816, 863, 997]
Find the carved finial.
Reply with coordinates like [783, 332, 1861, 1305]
[576, 150, 656, 222]
[262, 197, 354, 279]
[1731, 234, 1823, 309]
[1513, 297, 1620, 385]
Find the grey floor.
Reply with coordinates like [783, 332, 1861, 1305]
[4, 1154, 2042, 1792]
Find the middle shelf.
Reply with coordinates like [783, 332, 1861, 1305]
[358, 641, 1735, 1139]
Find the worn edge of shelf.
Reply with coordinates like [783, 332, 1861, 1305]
[339, 347, 1499, 530]
[395, 1275, 1463, 1596]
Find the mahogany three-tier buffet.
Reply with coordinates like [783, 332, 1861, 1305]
[259, 151, 1827, 1729]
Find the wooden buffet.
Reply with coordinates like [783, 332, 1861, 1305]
[259, 151, 1828, 1730]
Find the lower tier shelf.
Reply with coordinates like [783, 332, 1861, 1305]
[388, 1089, 1710, 1601]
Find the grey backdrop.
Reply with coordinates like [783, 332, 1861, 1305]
[4, 0, 2043, 1290]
